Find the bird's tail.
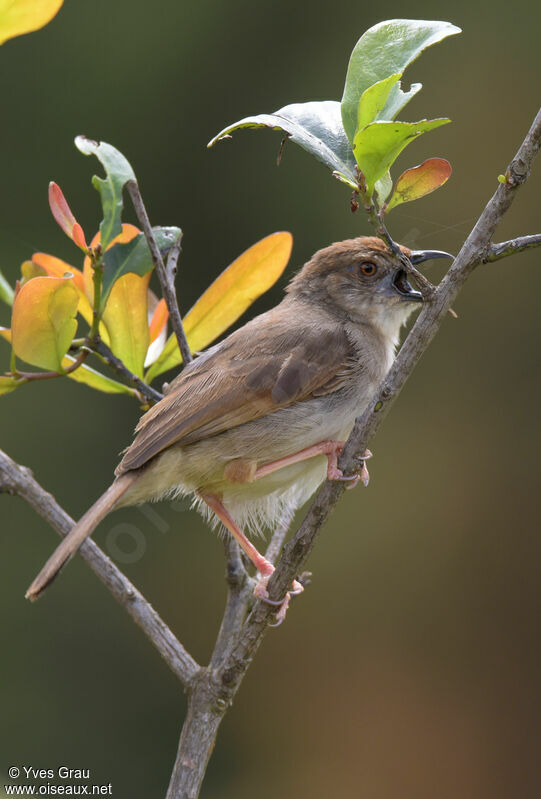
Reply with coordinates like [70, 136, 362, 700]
[25, 473, 137, 601]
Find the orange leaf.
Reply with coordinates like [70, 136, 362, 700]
[32, 252, 85, 292]
[11, 275, 78, 371]
[149, 298, 168, 344]
[0, 0, 63, 45]
[385, 158, 452, 212]
[48, 182, 88, 250]
[145, 231, 293, 382]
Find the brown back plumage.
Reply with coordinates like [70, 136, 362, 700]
[116, 303, 357, 475]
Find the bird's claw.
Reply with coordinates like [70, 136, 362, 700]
[254, 575, 304, 626]
[327, 447, 372, 488]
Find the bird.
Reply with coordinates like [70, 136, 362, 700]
[26, 236, 452, 620]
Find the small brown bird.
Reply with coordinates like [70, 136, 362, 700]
[27, 236, 451, 619]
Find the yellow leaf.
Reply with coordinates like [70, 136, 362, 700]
[0, 375, 18, 396]
[11, 275, 78, 371]
[21, 260, 47, 282]
[145, 231, 292, 382]
[0, 326, 11, 343]
[84, 225, 150, 378]
[61, 355, 136, 396]
[0, 0, 63, 46]
[31, 252, 92, 317]
[102, 271, 151, 378]
[32, 252, 110, 345]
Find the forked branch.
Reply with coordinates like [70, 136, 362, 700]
[3, 107, 540, 799]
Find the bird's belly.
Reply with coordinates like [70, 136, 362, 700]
[123, 386, 372, 533]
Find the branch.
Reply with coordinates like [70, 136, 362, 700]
[0, 449, 200, 688]
[13, 108, 541, 799]
[484, 233, 541, 262]
[90, 336, 163, 404]
[209, 538, 252, 669]
[126, 180, 193, 366]
[218, 105, 541, 695]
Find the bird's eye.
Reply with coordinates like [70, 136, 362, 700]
[359, 262, 377, 277]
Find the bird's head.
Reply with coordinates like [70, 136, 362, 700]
[286, 236, 452, 335]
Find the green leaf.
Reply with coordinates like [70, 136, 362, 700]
[356, 74, 401, 131]
[375, 172, 393, 204]
[0, 375, 18, 396]
[62, 355, 136, 395]
[208, 101, 358, 183]
[101, 226, 181, 309]
[341, 19, 461, 142]
[74, 136, 136, 250]
[380, 82, 422, 123]
[353, 118, 450, 196]
[385, 157, 452, 212]
[0, 268, 14, 306]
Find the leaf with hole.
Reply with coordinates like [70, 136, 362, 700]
[341, 19, 461, 142]
[75, 136, 136, 250]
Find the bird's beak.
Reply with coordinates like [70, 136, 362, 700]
[392, 250, 454, 302]
[409, 249, 454, 265]
[392, 269, 423, 301]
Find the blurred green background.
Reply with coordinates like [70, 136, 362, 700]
[1, 1, 540, 797]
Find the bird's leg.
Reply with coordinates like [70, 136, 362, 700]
[254, 440, 373, 488]
[197, 491, 303, 625]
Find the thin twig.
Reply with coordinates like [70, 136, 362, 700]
[126, 180, 193, 366]
[0, 448, 200, 688]
[10, 348, 90, 382]
[355, 168, 436, 298]
[91, 336, 163, 404]
[484, 233, 541, 262]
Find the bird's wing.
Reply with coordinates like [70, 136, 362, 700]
[116, 307, 357, 474]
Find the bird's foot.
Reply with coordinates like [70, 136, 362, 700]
[326, 444, 373, 488]
[254, 570, 304, 627]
